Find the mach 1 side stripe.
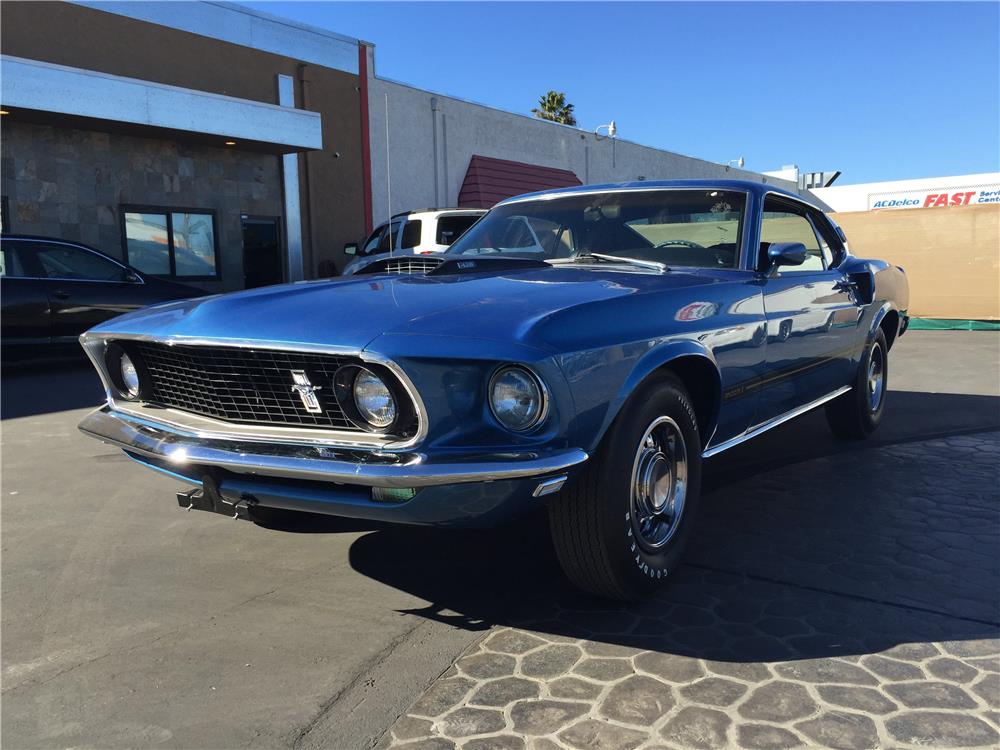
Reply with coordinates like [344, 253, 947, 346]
[722, 343, 862, 402]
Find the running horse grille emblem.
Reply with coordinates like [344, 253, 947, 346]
[289, 370, 324, 414]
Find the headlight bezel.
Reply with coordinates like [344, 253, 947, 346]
[488, 365, 548, 433]
[103, 342, 149, 401]
[352, 367, 398, 429]
[120, 353, 141, 397]
[333, 363, 413, 434]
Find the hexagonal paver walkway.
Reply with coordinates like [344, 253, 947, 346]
[379, 433, 1000, 750]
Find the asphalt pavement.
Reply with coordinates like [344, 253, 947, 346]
[2, 331, 998, 749]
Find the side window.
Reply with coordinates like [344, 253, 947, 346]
[0, 241, 28, 278]
[362, 224, 387, 255]
[500, 217, 539, 249]
[436, 215, 479, 245]
[760, 200, 825, 273]
[377, 221, 403, 253]
[34, 243, 128, 282]
[808, 210, 843, 268]
[399, 219, 422, 249]
[526, 217, 568, 254]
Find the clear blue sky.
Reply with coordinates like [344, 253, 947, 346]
[245, 1, 999, 184]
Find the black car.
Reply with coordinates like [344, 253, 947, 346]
[1, 235, 205, 358]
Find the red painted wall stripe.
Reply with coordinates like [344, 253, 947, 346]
[358, 44, 373, 235]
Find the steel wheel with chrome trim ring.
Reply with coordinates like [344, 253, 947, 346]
[867, 341, 885, 413]
[549, 372, 702, 600]
[631, 416, 688, 552]
[826, 326, 889, 440]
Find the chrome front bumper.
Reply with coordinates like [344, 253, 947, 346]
[78, 406, 588, 488]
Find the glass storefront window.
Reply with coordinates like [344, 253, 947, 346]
[124, 212, 171, 275]
[171, 213, 216, 277]
[121, 207, 219, 279]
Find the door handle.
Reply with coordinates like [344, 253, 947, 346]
[52, 290, 70, 300]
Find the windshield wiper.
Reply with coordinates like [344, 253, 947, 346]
[570, 253, 668, 272]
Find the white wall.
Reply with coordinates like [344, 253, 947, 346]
[810, 172, 1000, 213]
[763, 166, 800, 183]
[365, 47, 797, 222]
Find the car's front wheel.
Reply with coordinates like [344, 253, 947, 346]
[548, 374, 702, 600]
[826, 327, 888, 440]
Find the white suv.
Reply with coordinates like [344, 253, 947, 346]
[342, 208, 485, 275]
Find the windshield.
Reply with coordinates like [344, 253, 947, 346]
[447, 189, 746, 269]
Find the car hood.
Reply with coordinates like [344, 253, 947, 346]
[88, 265, 720, 353]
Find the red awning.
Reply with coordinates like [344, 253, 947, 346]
[458, 155, 582, 208]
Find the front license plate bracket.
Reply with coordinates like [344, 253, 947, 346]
[176, 475, 256, 520]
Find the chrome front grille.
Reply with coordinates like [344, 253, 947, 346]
[132, 342, 361, 431]
[383, 256, 443, 274]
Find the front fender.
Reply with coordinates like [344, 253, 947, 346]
[559, 338, 721, 454]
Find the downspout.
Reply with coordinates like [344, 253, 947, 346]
[441, 113, 449, 206]
[297, 63, 316, 276]
[358, 44, 373, 235]
[431, 97, 439, 207]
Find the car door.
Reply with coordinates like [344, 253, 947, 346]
[29, 241, 147, 344]
[0, 239, 52, 350]
[755, 196, 863, 423]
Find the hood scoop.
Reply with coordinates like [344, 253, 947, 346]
[357, 255, 550, 277]
[358, 256, 445, 275]
[427, 256, 549, 276]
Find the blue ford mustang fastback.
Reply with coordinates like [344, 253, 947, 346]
[79, 180, 909, 599]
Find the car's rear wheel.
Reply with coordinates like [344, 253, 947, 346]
[548, 374, 702, 600]
[826, 327, 888, 440]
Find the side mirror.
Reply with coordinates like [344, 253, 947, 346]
[767, 242, 808, 270]
[343, 242, 358, 256]
[126, 271, 143, 283]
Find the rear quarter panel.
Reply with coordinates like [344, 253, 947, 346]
[841, 256, 910, 347]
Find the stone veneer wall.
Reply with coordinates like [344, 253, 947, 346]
[0, 121, 284, 291]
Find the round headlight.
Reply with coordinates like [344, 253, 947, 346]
[120, 354, 141, 398]
[490, 366, 545, 432]
[353, 369, 397, 428]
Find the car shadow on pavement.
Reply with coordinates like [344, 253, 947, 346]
[1, 356, 105, 419]
[348, 390, 1000, 665]
[249, 506, 383, 534]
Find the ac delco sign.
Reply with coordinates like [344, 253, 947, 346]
[870, 186, 1000, 210]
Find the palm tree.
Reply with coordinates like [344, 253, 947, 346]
[532, 91, 577, 126]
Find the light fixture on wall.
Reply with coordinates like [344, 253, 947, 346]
[595, 120, 619, 169]
[224, 140, 236, 146]
[0, 110, 9, 116]
[594, 120, 617, 140]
